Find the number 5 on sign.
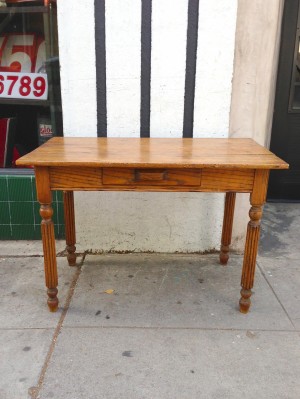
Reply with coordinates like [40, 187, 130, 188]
[0, 72, 48, 100]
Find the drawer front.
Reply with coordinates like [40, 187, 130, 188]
[49, 167, 102, 190]
[103, 168, 202, 186]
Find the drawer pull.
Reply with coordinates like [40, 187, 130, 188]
[135, 169, 166, 182]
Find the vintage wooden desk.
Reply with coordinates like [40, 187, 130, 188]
[16, 137, 288, 313]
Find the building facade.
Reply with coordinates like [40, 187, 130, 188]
[0, 0, 290, 253]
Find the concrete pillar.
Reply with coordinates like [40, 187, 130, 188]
[229, 0, 284, 251]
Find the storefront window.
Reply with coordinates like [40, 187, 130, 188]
[0, 0, 62, 168]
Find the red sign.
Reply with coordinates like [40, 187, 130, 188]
[0, 33, 45, 73]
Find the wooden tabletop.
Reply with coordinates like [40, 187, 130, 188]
[16, 137, 289, 169]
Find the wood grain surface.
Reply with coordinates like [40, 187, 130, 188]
[16, 137, 289, 169]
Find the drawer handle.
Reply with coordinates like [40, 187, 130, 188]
[134, 169, 167, 182]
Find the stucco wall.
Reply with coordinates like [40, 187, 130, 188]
[57, 1, 238, 253]
[57, 1, 97, 136]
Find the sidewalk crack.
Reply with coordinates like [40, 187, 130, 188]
[28, 253, 85, 399]
[257, 261, 296, 330]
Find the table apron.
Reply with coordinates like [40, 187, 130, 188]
[46, 166, 255, 193]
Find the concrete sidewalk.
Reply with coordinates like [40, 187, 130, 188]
[0, 203, 299, 399]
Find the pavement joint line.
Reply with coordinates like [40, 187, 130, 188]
[0, 251, 243, 259]
[1, 255, 44, 258]
[28, 253, 85, 399]
[257, 261, 297, 330]
[0, 252, 86, 259]
[0, 327, 56, 331]
[0, 326, 299, 333]
[56, 326, 300, 333]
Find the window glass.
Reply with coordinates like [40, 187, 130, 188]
[0, 0, 62, 168]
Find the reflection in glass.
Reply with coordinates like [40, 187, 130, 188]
[296, 40, 300, 82]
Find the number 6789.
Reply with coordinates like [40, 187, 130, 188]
[0, 72, 48, 100]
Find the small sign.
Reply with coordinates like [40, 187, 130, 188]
[37, 116, 53, 146]
[0, 72, 48, 100]
[39, 124, 53, 137]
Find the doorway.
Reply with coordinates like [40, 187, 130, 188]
[268, 0, 300, 201]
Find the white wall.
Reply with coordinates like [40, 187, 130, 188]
[106, 0, 141, 137]
[194, 1, 237, 136]
[57, 0, 238, 253]
[57, 0, 97, 137]
[150, 0, 188, 138]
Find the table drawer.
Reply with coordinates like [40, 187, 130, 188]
[102, 168, 202, 186]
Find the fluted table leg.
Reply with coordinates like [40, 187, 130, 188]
[63, 191, 76, 266]
[36, 167, 59, 312]
[40, 203, 58, 311]
[220, 192, 236, 265]
[239, 170, 269, 313]
[239, 205, 262, 313]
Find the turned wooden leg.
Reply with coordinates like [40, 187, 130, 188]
[40, 203, 59, 312]
[220, 192, 236, 265]
[63, 191, 76, 266]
